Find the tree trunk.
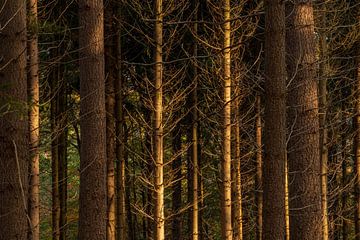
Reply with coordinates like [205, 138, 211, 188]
[114, 4, 127, 240]
[354, 25, 360, 240]
[78, 0, 107, 239]
[105, 2, 116, 239]
[233, 71, 243, 240]
[319, 15, 329, 240]
[221, 0, 233, 239]
[0, 0, 28, 239]
[286, 1, 321, 239]
[27, 0, 40, 239]
[263, 0, 287, 239]
[255, 95, 262, 240]
[172, 127, 182, 240]
[154, 0, 165, 239]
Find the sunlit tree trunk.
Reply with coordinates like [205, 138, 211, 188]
[263, 0, 286, 239]
[154, 0, 165, 239]
[172, 127, 182, 240]
[286, 1, 321, 239]
[78, 0, 107, 239]
[0, 0, 28, 239]
[221, 0, 233, 239]
[319, 12, 329, 239]
[255, 95, 262, 240]
[233, 72, 243, 240]
[27, 0, 40, 238]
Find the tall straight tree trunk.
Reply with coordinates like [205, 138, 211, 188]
[319, 14, 329, 240]
[354, 17, 360, 239]
[105, 2, 116, 239]
[255, 95, 262, 240]
[191, 6, 199, 238]
[27, 0, 40, 239]
[285, 158, 290, 240]
[154, 0, 165, 239]
[286, 1, 321, 239]
[50, 51, 68, 240]
[263, 0, 286, 239]
[0, 0, 29, 239]
[78, 0, 107, 239]
[172, 127, 182, 240]
[233, 73, 243, 240]
[114, 4, 126, 240]
[221, 0, 233, 239]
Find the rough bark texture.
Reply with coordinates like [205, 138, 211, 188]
[255, 96, 262, 240]
[78, 0, 107, 239]
[286, 1, 322, 239]
[105, 2, 116, 239]
[263, 0, 286, 239]
[0, 0, 29, 239]
[27, 0, 40, 239]
[221, 0, 233, 239]
[154, 0, 165, 239]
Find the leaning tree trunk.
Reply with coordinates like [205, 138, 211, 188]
[221, 0, 233, 239]
[153, 0, 165, 239]
[78, 0, 107, 239]
[0, 0, 29, 239]
[263, 0, 287, 239]
[27, 0, 40, 239]
[286, 1, 321, 239]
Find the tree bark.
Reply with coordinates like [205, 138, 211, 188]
[154, 0, 165, 239]
[105, 2, 116, 239]
[286, 1, 321, 239]
[78, 0, 107, 239]
[233, 71, 243, 240]
[255, 95, 262, 240]
[0, 0, 29, 239]
[319, 14, 329, 240]
[221, 0, 233, 239]
[172, 127, 182, 240]
[27, 0, 40, 238]
[263, 0, 287, 239]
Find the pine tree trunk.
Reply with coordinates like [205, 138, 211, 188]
[0, 0, 29, 239]
[27, 0, 40, 238]
[233, 72, 243, 240]
[255, 95, 262, 240]
[154, 0, 165, 239]
[319, 16, 329, 240]
[105, 2, 116, 239]
[78, 0, 107, 239]
[355, 32, 360, 240]
[221, 0, 233, 239]
[286, 1, 321, 239]
[114, 4, 127, 240]
[263, 0, 287, 239]
[172, 127, 182, 240]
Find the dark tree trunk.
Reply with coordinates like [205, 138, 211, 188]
[0, 0, 29, 239]
[78, 0, 107, 239]
[286, 1, 321, 239]
[263, 0, 287, 239]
